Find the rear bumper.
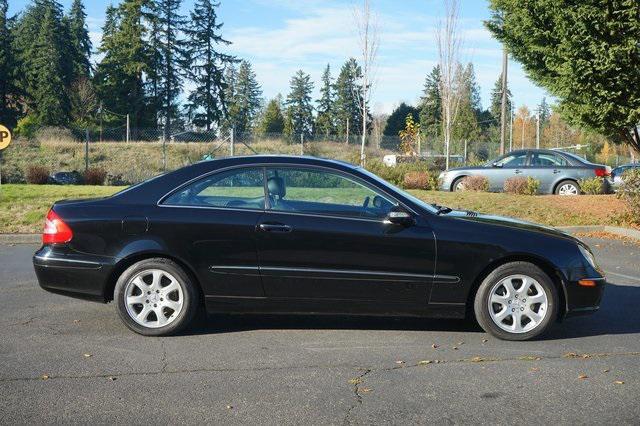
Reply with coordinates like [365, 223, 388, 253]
[33, 245, 116, 302]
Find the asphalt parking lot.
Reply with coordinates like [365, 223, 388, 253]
[1, 237, 640, 424]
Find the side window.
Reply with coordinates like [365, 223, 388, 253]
[531, 153, 568, 167]
[495, 152, 528, 167]
[265, 167, 397, 219]
[163, 168, 265, 210]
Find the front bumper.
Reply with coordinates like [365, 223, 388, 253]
[563, 277, 606, 318]
[33, 245, 115, 302]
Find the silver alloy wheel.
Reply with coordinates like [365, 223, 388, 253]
[487, 274, 548, 334]
[454, 179, 466, 192]
[558, 183, 579, 195]
[124, 269, 184, 328]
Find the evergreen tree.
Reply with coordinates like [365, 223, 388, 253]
[489, 74, 512, 128]
[384, 103, 419, 136]
[334, 58, 362, 137]
[452, 63, 481, 144]
[155, 0, 188, 136]
[538, 97, 551, 126]
[257, 96, 284, 134]
[224, 60, 262, 134]
[184, 0, 236, 130]
[419, 65, 442, 140]
[315, 64, 335, 136]
[93, 0, 148, 131]
[0, 0, 19, 126]
[68, 0, 92, 80]
[285, 70, 314, 137]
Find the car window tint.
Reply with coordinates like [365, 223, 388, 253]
[531, 152, 568, 167]
[495, 152, 528, 167]
[163, 168, 265, 209]
[266, 167, 397, 219]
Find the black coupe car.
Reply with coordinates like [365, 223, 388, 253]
[33, 156, 605, 340]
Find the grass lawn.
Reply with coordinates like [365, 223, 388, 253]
[0, 183, 632, 234]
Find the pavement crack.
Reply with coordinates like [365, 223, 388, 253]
[343, 368, 372, 425]
[160, 339, 168, 373]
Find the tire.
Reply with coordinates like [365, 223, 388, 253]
[474, 262, 558, 341]
[451, 177, 466, 192]
[554, 180, 580, 195]
[114, 258, 200, 336]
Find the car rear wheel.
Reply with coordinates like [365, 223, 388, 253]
[474, 262, 558, 341]
[555, 180, 580, 195]
[114, 258, 200, 336]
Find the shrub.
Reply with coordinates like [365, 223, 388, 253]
[25, 165, 50, 184]
[403, 171, 438, 190]
[83, 167, 107, 185]
[504, 176, 540, 195]
[461, 175, 489, 192]
[578, 177, 604, 195]
[14, 114, 39, 139]
[617, 169, 640, 224]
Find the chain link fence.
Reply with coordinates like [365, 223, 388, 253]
[0, 125, 634, 185]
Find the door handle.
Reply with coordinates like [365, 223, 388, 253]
[553, 169, 561, 174]
[258, 223, 292, 233]
[514, 169, 523, 174]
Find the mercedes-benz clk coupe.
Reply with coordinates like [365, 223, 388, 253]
[33, 156, 605, 340]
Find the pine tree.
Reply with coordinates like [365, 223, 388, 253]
[224, 60, 262, 134]
[0, 0, 19, 126]
[93, 0, 148, 131]
[257, 96, 284, 134]
[184, 0, 236, 130]
[538, 97, 551, 126]
[315, 64, 335, 136]
[452, 63, 481, 145]
[334, 58, 362, 137]
[32, 3, 69, 125]
[419, 65, 442, 140]
[384, 103, 419, 137]
[68, 0, 92, 80]
[155, 0, 188, 137]
[285, 70, 314, 137]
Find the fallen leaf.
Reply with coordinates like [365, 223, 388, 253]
[563, 352, 579, 358]
[482, 339, 488, 343]
[578, 374, 588, 379]
[603, 369, 610, 373]
[83, 353, 92, 358]
[107, 376, 117, 381]
[418, 360, 432, 365]
[519, 356, 541, 361]
[225, 405, 233, 410]
[457, 341, 464, 346]
[73, 320, 81, 324]
[530, 367, 540, 372]
[361, 388, 373, 393]
[614, 380, 624, 385]
[41, 374, 49, 380]
[348, 378, 362, 385]
[431, 344, 438, 349]
[470, 357, 486, 363]
[395, 360, 405, 365]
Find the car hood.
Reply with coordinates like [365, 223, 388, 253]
[445, 209, 579, 242]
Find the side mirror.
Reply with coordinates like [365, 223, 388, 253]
[384, 208, 414, 227]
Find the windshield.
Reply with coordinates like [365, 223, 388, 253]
[357, 167, 439, 214]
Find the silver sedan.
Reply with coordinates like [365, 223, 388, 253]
[439, 149, 611, 195]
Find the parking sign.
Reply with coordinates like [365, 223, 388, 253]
[0, 125, 11, 150]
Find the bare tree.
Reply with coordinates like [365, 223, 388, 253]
[354, 0, 380, 166]
[436, 0, 463, 170]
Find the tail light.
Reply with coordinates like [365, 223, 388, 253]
[43, 210, 73, 244]
[594, 167, 610, 177]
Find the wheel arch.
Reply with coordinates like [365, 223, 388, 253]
[450, 175, 468, 192]
[465, 253, 568, 322]
[104, 251, 205, 304]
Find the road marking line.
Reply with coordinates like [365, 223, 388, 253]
[605, 271, 640, 283]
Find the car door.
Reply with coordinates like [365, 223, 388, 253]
[527, 151, 570, 193]
[157, 166, 266, 298]
[485, 151, 530, 191]
[255, 166, 436, 306]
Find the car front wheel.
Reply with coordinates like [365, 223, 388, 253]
[474, 262, 558, 341]
[114, 258, 200, 336]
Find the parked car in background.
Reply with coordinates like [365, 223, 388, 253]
[611, 163, 640, 191]
[439, 149, 611, 195]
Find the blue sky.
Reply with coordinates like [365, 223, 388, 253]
[9, 0, 550, 114]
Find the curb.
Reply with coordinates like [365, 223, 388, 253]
[0, 234, 41, 244]
[556, 225, 640, 240]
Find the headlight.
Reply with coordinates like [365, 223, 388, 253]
[578, 244, 598, 270]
